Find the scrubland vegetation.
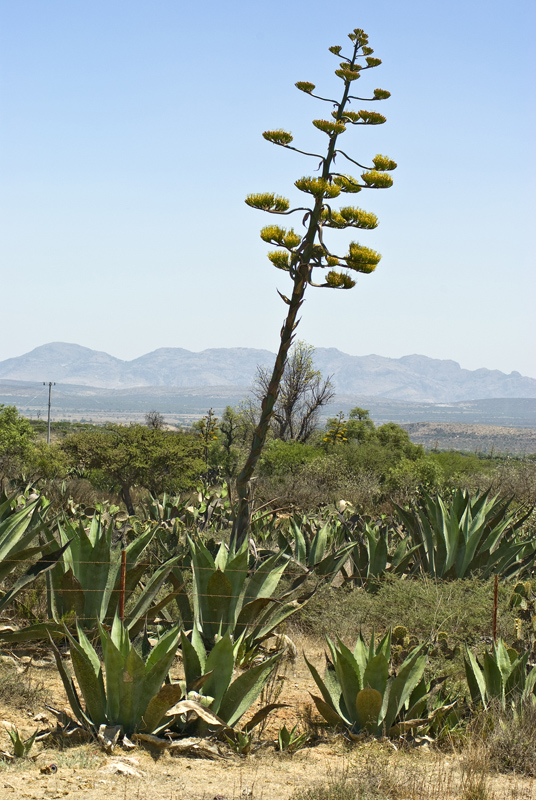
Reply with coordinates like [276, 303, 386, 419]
[1, 389, 536, 796]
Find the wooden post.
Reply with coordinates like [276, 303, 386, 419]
[492, 574, 499, 643]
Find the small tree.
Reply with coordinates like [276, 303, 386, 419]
[61, 425, 204, 515]
[144, 410, 165, 430]
[252, 341, 334, 443]
[0, 405, 34, 488]
[232, 27, 396, 547]
[193, 409, 219, 479]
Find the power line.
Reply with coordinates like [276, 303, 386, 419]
[43, 382, 56, 444]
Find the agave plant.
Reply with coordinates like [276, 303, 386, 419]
[335, 512, 419, 587]
[394, 489, 535, 580]
[49, 617, 194, 736]
[177, 629, 284, 734]
[464, 638, 536, 709]
[174, 535, 314, 663]
[275, 514, 356, 583]
[0, 491, 69, 614]
[0, 512, 183, 643]
[306, 631, 452, 738]
[5, 725, 38, 758]
[277, 724, 310, 753]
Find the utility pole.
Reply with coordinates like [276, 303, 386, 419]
[43, 382, 55, 444]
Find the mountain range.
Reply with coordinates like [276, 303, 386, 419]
[1, 342, 535, 404]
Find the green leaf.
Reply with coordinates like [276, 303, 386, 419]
[217, 652, 280, 728]
[67, 628, 107, 726]
[141, 683, 185, 734]
[203, 633, 235, 714]
[464, 649, 487, 706]
[363, 653, 389, 697]
[381, 646, 427, 731]
[309, 693, 344, 726]
[180, 631, 203, 688]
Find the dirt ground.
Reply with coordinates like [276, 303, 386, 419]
[1, 633, 536, 800]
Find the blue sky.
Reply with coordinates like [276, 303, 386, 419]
[1, 0, 535, 378]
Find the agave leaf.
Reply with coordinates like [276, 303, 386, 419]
[504, 651, 530, 699]
[363, 653, 389, 697]
[483, 651, 504, 704]
[309, 693, 345, 726]
[48, 634, 90, 727]
[166, 699, 226, 727]
[217, 651, 280, 728]
[203, 633, 235, 714]
[223, 542, 249, 614]
[125, 555, 183, 629]
[494, 639, 515, 684]
[331, 642, 361, 725]
[139, 683, 183, 733]
[381, 646, 427, 732]
[106, 563, 145, 622]
[0, 621, 63, 643]
[190, 626, 207, 674]
[60, 568, 85, 618]
[289, 519, 307, 564]
[181, 631, 203, 687]
[356, 687, 382, 731]
[242, 552, 288, 607]
[369, 527, 388, 576]
[0, 539, 72, 614]
[0, 498, 42, 566]
[119, 646, 147, 734]
[235, 597, 273, 635]
[304, 653, 346, 721]
[312, 541, 356, 579]
[247, 594, 315, 645]
[464, 649, 487, 706]
[522, 666, 536, 702]
[66, 626, 107, 727]
[309, 521, 329, 565]
[205, 570, 233, 640]
[99, 622, 127, 725]
[145, 625, 180, 674]
[243, 703, 289, 733]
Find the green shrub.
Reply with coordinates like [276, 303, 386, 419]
[293, 576, 511, 651]
[258, 439, 322, 477]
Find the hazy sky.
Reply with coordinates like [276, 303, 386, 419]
[1, 0, 535, 377]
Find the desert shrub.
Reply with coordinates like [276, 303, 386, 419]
[289, 779, 365, 800]
[0, 660, 47, 710]
[483, 700, 536, 776]
[293, 576, 512, 650]
[256, 453, 383, 512]
[258, 439, 322, 477]
[385, 456, 444, 501]
[429, 451, 491, 483]
[451, 457, 536, 506]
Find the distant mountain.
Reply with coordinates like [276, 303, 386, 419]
[1, 342, 535, 403]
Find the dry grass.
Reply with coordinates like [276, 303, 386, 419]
[0, 658, 47, 711]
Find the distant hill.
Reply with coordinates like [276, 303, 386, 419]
[1, 342, 535, 403]
[400, 422, 536, 455]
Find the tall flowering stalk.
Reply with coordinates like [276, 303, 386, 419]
[231, 28, 396, 548]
